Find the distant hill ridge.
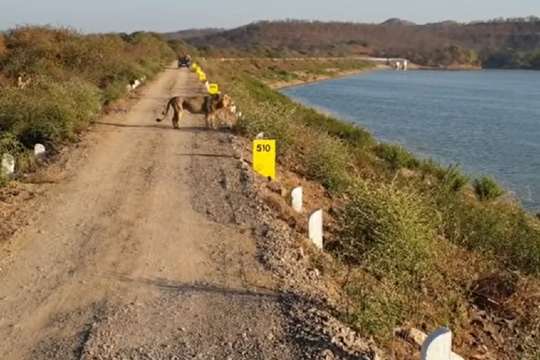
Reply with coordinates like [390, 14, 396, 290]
[163, 28, 224, 40]
[168, 18, 540, 69]
[380, 18, 416, 26]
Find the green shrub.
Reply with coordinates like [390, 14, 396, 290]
[101, 80, 129, 105]
[335, 181, 445, 339]
[235, 99, 297, 156]
[375, 143, 420, 170]
[344, 280, 409, 339]
[0, 78, 101, 148]
[303, 133, 351, 193]
[1, 26, 174, 99]
[439, 165, 469, 192]
[474, 176, 504, 201]
[440, 198, 540, 274]
[336, 181, 439, 284]
[0, 173, 8, 187]
[0, 132, 23, 155]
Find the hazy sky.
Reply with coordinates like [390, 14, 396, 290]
[1, 0, 539, 33]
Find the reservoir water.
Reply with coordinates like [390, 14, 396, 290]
[282, 70, 540, 211]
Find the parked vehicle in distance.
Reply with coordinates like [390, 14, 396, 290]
[178, 55, 192, 68]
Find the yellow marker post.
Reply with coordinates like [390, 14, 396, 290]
[198, 73, 207, 82]
[252, 139, 276, 180]
[208, 83, 220, 95]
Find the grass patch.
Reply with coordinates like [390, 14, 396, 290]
[374, 143, 420, 171]
[474, 176, 504, 201]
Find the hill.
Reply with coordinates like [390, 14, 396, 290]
[183, 18, 540, 68]
[163, 28, 224, 40]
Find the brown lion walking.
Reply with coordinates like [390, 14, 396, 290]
[156, 94, 232, 129]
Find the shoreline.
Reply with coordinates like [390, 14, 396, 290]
[277, 69, 540, 214]
[269, 65, 386, 90]
[269, 64, 484, 91]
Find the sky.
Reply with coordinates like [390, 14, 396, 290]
[1, 0, 539, 33]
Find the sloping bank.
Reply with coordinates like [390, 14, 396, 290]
[203, 57, 540, 359]
[0, 26, 180, 184]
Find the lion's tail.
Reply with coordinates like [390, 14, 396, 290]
[156, 97, 176, 122]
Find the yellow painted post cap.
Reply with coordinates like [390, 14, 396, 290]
[208, 83, 220, 94]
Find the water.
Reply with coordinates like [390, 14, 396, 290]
[282, 70, 540, 212]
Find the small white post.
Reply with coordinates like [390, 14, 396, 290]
[308, 209, 323, 250]
[291, 186, 303, 213]
[1, 153, 15, 176]
[256, 132, 265, 139]
[421, 328, 464, 360]
[34, 144, 46, 158]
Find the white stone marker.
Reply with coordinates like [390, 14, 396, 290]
[421, 328, 464, 360]
[1, 153, 15, 176]
[291, 186, 303, 213]
[34, 144, 46, 157]
[308, 209, 323, 250]
[256, 132, 265, 139]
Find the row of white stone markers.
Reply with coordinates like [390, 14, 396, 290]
[1, 144, 46, 177]
[291, 186, 324, 251]
[293, 190, 463, 360]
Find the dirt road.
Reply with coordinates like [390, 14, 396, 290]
[0, 68, 309, 359]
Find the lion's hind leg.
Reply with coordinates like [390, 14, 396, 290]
[172, 101, 183, 129]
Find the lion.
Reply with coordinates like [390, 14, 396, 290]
[156, 93, 233, 129]
[207, 104, 239, 130]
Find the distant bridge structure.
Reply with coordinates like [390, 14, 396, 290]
[359, 56, 409, 70]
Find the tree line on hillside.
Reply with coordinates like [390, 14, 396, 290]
[178, 19, 540, 69]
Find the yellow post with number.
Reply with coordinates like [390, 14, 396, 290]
[252, 140, 276, 180]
